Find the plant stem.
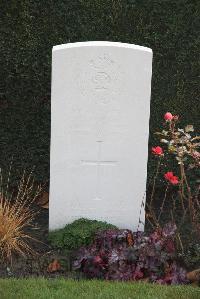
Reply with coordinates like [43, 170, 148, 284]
[158, 184, 169, 222]
[179, 163, 187, 214]
[150, 157, 162, 209]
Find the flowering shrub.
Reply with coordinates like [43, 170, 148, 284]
[148, 112, 200, 259]
[153, 112, 200, 168]
[73, 223, 188, 284]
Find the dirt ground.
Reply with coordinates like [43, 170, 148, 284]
[0, 208, 74, 278]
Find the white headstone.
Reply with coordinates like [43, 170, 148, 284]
[50, 41, 152, 231]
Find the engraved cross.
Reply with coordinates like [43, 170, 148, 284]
[81, 141, 117, 200]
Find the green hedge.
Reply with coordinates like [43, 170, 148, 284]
[0, 0, 199, 183]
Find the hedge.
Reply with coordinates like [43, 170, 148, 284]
[0, 0, 199, 184]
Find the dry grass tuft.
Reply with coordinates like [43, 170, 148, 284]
[0, 166, 42, 261]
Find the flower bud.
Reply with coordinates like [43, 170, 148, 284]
[164, 112, 173, 121]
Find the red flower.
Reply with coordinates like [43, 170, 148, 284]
[169, 176, 179, 185]
[164, 172, 174, 180]
[152, 146, 163, 156]
[164, 171, 179, 185]
[164, 112, 173, 121]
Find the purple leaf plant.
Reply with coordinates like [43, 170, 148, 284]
[72, 223, 188, 284]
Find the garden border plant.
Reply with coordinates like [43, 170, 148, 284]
[48, 218, 117, 251]
[72, 223, 188, 284]
[72, 112, 200, 284]
[146, 112, 200, 253]
[0, 166, 42, 261]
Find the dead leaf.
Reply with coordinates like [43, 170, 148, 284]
[47, 259, 61, 273]
[186, 269, 200, 283]
[127, 233, 134, 246]
[36, 191, 49, 209]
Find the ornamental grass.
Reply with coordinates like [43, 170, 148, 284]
[0, 167, 42, 261]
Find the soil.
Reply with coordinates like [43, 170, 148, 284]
[0, 208, 75, 278]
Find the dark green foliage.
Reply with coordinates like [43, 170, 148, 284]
[0, 1, 199, 183]
[48, 218, 117, 250]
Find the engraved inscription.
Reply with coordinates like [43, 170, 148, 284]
[92, 72, 111, 91]
[76, 53, 124, 104]
[89, 54, 115, 70]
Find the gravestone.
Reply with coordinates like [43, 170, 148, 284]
[50, 41, 152, 231]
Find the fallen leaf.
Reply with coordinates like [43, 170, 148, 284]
[186, 269, 200, 283]
[127, 233, 134, 246]
[47, 259, 61, 273]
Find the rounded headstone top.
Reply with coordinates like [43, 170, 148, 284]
[52, 41, 152, 53]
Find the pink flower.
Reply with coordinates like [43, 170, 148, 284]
[152, 146, 163, 156]
[164, 171, 179, 185]
[164, 112, 173, 121]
